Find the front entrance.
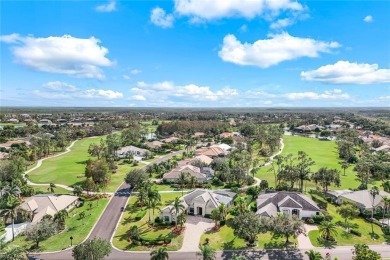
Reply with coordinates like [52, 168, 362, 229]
[197, 207, 203, 216]
[292, 209, 300, 218]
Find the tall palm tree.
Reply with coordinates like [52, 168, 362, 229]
[211, 209, 220, 228]
[48, 183, 56, 193]
[339, 160, 349, 176]
[170, 197, 185, 228]
[383, 196, 390, 232]
[150, 247, 169, 260]
[0, 197, 23, 241]
[150, 199, 161, 225]
[178, 172, 189, 196]
[197, 245, 216, 260]
[129, 225, 140, 243]
[189, 176, 198, 189]
[217, 203, 228, 222]
[305, 249, 323, 260]
[318, 221, 338, 241]
[176, 212, 187, 230]
[370, 186, 379, 219]
[53, 209, 68, 230]
[146, 188, 161, 223]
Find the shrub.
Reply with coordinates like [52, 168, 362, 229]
[155, 217, 161, 223]
[220, 220, 226, 226]
[312, 215, 325, 224]
[306, 218, 315, 224]
[212, 178, 223, 186]
[324, 215, 333, 222]
[204, 214, 211, 219]
[171, 221, 176, 226]
[135, 210, 147, 221]
[350, 229, 362, 237]
[164, 237, 172, 244]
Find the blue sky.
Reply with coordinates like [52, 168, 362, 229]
[1, 0, 389, 107]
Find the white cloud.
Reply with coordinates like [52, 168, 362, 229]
[0, 34, 112, 79]
[131, 95, 146, 101]
[151, 7, 174, 28]
[363, 15, 373, 23]
[284, 89, 351, 100]
[42, 81, 78, 92]
[34, 82, 123, 100]
[239, 24, 248, 33]
[219, 33, 340, 68]
[132, 81, 238, 101]
[270, 18, 294, 29]
[80, 89, 123, 99]
[95, 0, 116, 12]
[301, 61, 390, 84]
[174, 0, 303, 20]
[123, 75, 131, 80]
[378, 96, 390, 100]
[130, 69, 142, 75]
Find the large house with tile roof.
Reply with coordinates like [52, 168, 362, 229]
[256, 192, 320, 219]
[20, 194, 79, 224]
[159, 189, 236, 222]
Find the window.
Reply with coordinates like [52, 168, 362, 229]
[282, 209, 289, 214]
[164, 216, 170, 222]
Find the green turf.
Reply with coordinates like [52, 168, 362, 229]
[32, 186, 73, 195]
[255, 135, 377, 191]
[308, 194, 389, 246]
[27, 137, 142, 192]
[113, 193, 184, 251]
[200, 216, 296, 250]
[10, 197, 109, 252]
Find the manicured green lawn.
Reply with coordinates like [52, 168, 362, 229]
[255, 135, 377, 190]
[10, 197, 109, 252]
[200, 216, 296, 250]
[32, 186, 73, 195]
[308, 194, 389, 246]
[113, 193, 184, 251]
[27, 137, 142, 192]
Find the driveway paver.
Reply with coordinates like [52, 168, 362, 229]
[179, 215, 214, 252]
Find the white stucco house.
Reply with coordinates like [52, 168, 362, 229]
[256, 192, 320, 219]
[116, 145, 149, 159]
[159, 189, 236, 222]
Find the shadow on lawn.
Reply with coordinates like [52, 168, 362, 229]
[316, 237, 337, 248]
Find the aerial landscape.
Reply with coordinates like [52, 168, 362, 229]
[0, 0, 389, 260]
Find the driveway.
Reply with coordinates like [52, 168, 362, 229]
[297, 224, 318, 249]
[179, 215, 214, 252]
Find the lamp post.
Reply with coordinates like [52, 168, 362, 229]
[70, 236, 73, 246]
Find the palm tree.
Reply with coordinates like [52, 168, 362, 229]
[73, 185, 83, 196]
[305, 249, 323, 260]
[231, 254, 247, 260]
[318, 221, 338, 241]
[0, 197, 23, 241]
[150, 247, 169, 260]
[129, 225, 140, 243]
[1, 184, 21, 200]
[146, 188, 161, 223]
[53, 209, 68, 230]
[189, 176, 198, 189]
[197, 245, 216, 260]
[178, 172, 189, 196]
[234, 196, 248, 215]
[176, 212, 187, 230]
[370, 186, 379, 219]
[217, 203, 228, 222]
[48, 183, 56, 193]
[150, 199, 161, 225]
[170, 197, 185, 228]
[0, 245, 27, 260]
[339, 160, 349, 176]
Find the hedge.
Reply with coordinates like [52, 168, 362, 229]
[135, 210, 147, 221]
[350, 229, 362, 237]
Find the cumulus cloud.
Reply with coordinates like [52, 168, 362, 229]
[174, 0, 303, 20]
[34, 82, 123, 100]
[284, 89, 350, 100]
[42, 81, 78, 92]
[363, 15, 373, 23]
[151, 7, 174, 28]
[131, 81, 238, 101]
[95, 0, 116, 12]
[301, 61, 390, 84]
[0, 34, 112, 79]
[123, 75, 131, 80]
[131, 95, 146, 101]
[219, 33, 340, 68]
[130, 69, 142, 75]
[378, 96, 390, 100]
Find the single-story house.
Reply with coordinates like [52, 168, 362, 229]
[163, 164, 208, 183]
[116, 145, 149, 158]
[146, 140, 164, 150]
[374, 145, 390, 153]
[20, 194, 79, 224]
[192, 155, 213, 166]
[195, 147, 225, 158]
[162, 137, 179, 143]
[159, 189, 236, 222]
[256, 192, 320, 219]
[192, 132, 205, 138]
[332, 189, 390, 212]
[39, 119, 53, 126]
[211, 143, 232, 152]
[293, 124, 324, 133]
